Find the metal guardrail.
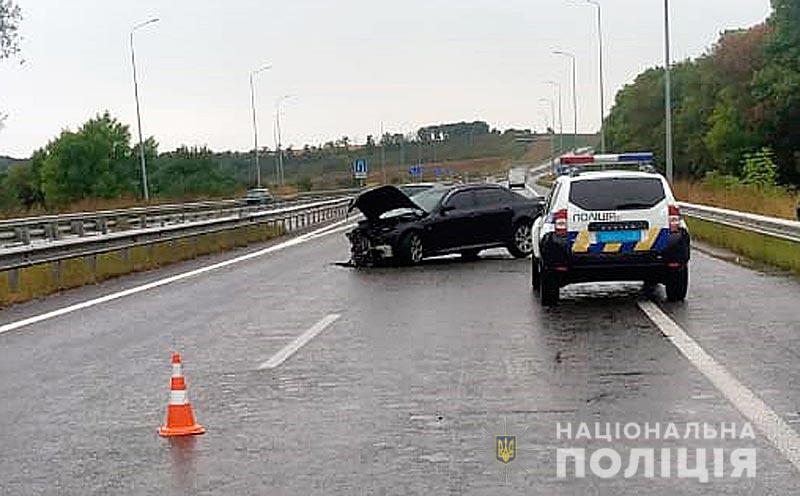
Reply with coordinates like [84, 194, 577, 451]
[0, 188, 361, 249]
[679, 202, 800, 243]
[0, 197, 354, 271]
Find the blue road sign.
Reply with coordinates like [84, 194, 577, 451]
[353, 159, 368, 179]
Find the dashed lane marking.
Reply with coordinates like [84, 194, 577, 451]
[638, 300, 800, 473]
[258, 313, 341, 370]
[0, 220, 357, 336]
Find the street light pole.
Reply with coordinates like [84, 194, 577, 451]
[554, 50, 578, 152]
[540, 97, 556, 169]
[586, 0, 606, 153]
[249, 64, 272, 188]
[130, 18, 159, 202]
[380, 121, 387, 184]
[663, 0, 674, 182]
[275, 95, 294, 186]
[545, 80, 564, 155]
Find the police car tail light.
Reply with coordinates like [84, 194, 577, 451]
[668, 205, 681, 233]
[554, 209, 568, 236]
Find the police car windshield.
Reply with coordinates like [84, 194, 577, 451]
[569, 178, 665, 211]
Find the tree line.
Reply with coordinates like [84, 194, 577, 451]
[0, 113, 534, 212]
[606, 0, 800, 188]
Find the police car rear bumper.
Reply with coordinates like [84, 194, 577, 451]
[539, 229, 690, 285]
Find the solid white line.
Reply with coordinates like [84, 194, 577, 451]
[258, 313, 341, 370]
[638, 301, 800, 473]
[0, 219, 356, 336]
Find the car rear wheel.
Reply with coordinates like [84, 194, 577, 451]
[396, 232, 424, 266]
[508, 220, 533, 258]
[539, 262, 560, 306]
[665, 266, 689, 302]
[461, 249, 481, 261]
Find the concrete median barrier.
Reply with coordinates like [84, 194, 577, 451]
[0, 221, 286, 307]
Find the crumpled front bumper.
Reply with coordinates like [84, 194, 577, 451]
[346, 230, 394, 266]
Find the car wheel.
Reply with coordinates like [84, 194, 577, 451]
[508, 220, 533, 258]
[531, 256, 541, 291]
[665, 266, 689, 302]
[539, 262, 560, 306]
[397, 232, 424, 266]
[461, 249, 481, 261]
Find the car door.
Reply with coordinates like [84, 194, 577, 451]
[427, 190, 477, 252]
[533, 182, 560, 258]
[472, 188, 514, 244]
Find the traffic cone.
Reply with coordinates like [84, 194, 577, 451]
[158, 352, 205, 437]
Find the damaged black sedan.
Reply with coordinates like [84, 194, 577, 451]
[346, 184, 544, 266]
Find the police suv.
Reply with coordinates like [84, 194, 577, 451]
[532, 153, 690, 306]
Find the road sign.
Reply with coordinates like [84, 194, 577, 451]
[353, 159, 368, 179]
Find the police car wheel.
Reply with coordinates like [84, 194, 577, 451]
[508, 221, 533, 258]
[665, 267, 689, 302]
[539, 264, 559, 306]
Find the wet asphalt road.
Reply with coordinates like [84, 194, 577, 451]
[1, 220, 799, 494]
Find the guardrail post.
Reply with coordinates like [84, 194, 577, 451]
[45, 222, 60, 241]
[14, 226, 31, 245]
[70, 221, 85, 237]
[97, 218, 108, 235]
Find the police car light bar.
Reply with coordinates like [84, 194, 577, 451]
[560, 152, 654, 165]
[557, 152, 656, 175]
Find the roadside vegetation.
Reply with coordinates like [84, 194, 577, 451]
[0, 115, 558, 217]
[606, 0, 800, 216]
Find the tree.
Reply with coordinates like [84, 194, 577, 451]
[37, 112, 139, 206]
[1, 1, 22, 132]
[0, 0, 21, 60]
[741, 148, 779, 187]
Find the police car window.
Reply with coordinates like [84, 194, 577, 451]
[569, 178, 665, 211]
[545, 183, 561, 213]
[446, 191, 476, 209]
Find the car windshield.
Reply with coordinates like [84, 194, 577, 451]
[398, 185, 434, 197]
[569, 178, 665, 211]
[411, 188, 449, 212]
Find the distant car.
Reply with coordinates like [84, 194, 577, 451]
[508, 170, 527, 189]
[397, 183, 439, 197]
[346, 184, 544, 266]
[242, 188, 273, 205]
[532, 168, 690, 306]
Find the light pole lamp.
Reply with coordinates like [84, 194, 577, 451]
[553, 50, 578, 152]
[130, 17, 159, 202]
[249, 64, 272, 188]
[545, 80, 564, 155]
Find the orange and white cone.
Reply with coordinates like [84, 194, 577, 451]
[158, 352, 205, 437]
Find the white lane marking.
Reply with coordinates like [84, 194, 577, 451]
[638, 301, 800, 473]
[0, 219, 356, 336]
[258, 313, 341, 370]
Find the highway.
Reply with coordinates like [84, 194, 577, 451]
[1, 200, 800, 494]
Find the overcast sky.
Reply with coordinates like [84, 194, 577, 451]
[0, 0, 771, 158]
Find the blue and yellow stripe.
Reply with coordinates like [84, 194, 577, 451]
[570, 228, 669, 254]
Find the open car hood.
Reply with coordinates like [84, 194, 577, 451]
[349, 185, 423, 221]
